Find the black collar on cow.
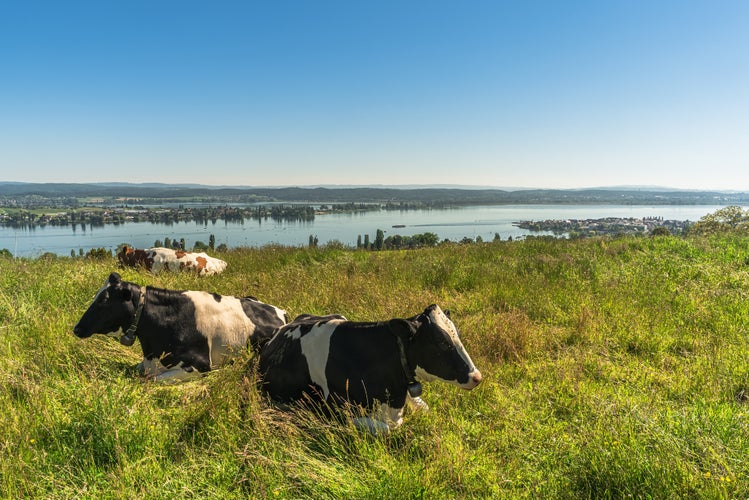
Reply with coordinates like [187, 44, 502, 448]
[120, 286, 146, 346]
[394, 331, 423, 398]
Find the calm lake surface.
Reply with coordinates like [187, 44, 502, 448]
[0, 204, 728, 257]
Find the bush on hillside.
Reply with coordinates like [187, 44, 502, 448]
[689, 205, 749, 235]
[85, 247, 112, 260]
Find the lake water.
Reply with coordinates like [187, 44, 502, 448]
[0, 204, 729, 257]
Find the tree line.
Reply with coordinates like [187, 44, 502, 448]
[0, 202, 439, 229]
[4, 182, 749, 205]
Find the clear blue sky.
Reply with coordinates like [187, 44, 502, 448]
[1, 1, 747, 189]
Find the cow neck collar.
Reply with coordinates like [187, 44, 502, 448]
[394, 325, 422, 398]
[120, 286, 146, 346]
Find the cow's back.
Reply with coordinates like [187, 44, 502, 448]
[197, 254, 228, 276]
[120, 247, 227, 276]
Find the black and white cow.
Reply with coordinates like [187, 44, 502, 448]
[73, 272, 288, 383]
[258, 305, 482, 433]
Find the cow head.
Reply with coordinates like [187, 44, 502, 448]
[73, 272, 139, 343]
[117, 245, 133, 265]
[403, 305, 482, 390]
[117, 246, 154, 270]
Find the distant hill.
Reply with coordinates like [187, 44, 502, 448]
[0, 182, 747, 205]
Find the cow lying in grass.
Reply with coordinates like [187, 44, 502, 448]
[258, 305, 482, 434]
[117, 246, 228, 276]
[73, 272, 288, 383]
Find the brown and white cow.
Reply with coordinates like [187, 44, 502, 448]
[117, 246, 227, 276]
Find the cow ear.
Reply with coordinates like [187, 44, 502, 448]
[422, 304, 439, 319]
[108, 272, 122, 285]
[444, 309, 451, 318]
[389, 318, 417, 340]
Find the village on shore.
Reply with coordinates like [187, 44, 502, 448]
[514, 216, 692, 237]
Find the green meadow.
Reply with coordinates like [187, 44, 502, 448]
[1, 233, 748, 498]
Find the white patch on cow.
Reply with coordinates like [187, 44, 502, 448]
[182, 291, 256, 368]
[148, 249, 169, 274]
[282, 327, 303, 341]
[145, 248, 227, 276]
[415, 306, 482, 389]
[271, 306, 288, 324]
[430, 306, 462, 345]
[175, 251, 227, 276]
[196, 253, 228, 276]
[293, 320, 346, 399]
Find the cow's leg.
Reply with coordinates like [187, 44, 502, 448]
[150, 261, 163, 274]
[353, 417, 391, 435]
[139, 358, 165, 378]
[152, 364, 203, 384]
[353, 403, 404, 435]
[135, 359, 147, 375]
[139, 359, 202, 383]
[407, 394, 429, 412]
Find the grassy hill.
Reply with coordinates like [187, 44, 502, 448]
[1, 235, 748, 498]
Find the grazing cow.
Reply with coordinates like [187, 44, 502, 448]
[73, 272, 288, 383]
[117, 246, 228, 276]
[258, 305, 482, 433]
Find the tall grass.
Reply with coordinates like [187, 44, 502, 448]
[1, 235, 748, 497]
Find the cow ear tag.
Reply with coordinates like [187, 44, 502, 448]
[408, 382, 423, 398]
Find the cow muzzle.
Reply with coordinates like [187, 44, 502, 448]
[72, 326, 92, 338]
[461, 370, 483, 390]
